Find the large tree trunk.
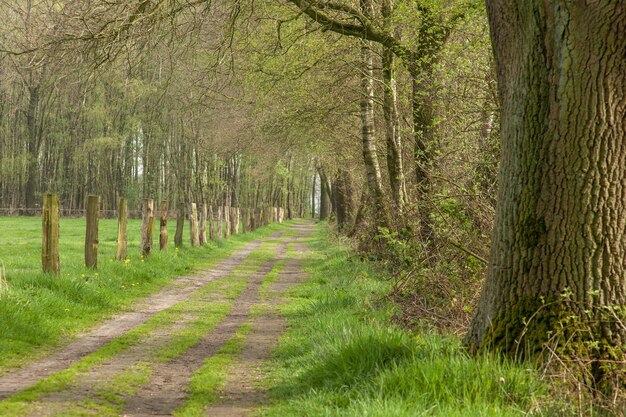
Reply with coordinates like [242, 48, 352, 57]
[465, 1, 626, 366]
[333, 169, 353, 231]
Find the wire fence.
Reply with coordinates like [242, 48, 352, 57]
[0, 207, 145, 219]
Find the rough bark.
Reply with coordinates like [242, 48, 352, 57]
[465, 2, 626, 363]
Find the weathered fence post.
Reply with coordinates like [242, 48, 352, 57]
[241, 208, 248, 234]
[224, 205, 231, 239]
[159, 199, 168, 250]
[175, 202, 184, 247]
[199, 204, 207, 245]
[141, 198, 154, 256]
[217, 206, 223, 239]
[233, 207, 240, 234]
[85, 195, 100, 269]
[116, 198, 128, 261]
[190, 203, 200, 246]
[42, 194, 60, 274]
[208, 206, 215, 240]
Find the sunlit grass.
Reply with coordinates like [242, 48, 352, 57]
[0, 216, 289, 372]
[260, 224, 550, 416]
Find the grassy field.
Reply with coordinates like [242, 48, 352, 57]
[0, 216, 286, 373]
[260, 225, 557, 416]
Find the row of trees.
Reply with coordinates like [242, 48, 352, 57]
[2, 0, 625, 404]
[0, 0, 315, 217]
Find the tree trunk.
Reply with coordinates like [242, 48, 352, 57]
[383, 49, 406, 217]
[465, 1, 626, 367]
[381, 0, 406, 218]
[199, 203, 207, 245]
[334, 169, 353, 231]
[359, 35, 389, 229]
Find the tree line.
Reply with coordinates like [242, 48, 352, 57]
[1, 0, 625, 407]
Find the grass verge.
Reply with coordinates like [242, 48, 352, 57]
[261, 224, 549, 416]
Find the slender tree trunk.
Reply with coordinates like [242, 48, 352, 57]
[465, 1, 626, 372]
[359, 21, 388, 228]
[334, 169, 353, 231]
[381, 0, 406, 218]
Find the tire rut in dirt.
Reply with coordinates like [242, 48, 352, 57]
[203, 226, 313, 417]
[121, 243, 288, 417]
[0, 231, 285, 401]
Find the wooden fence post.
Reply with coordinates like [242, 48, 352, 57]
[224, 205, 231, 239]
[175, 202, 184, 247]
[190, 203, 200, 246]
[42, 194, 60, 275]
[85, 195, 99, 269]
[199, 204, 207, 245]
[233, 207, 240, 234]
[141, 198, 154, 256]
[116, 198, 128, 260]
[241, 208, 248, 234]
[217, 206, 223, 239]
[208, 206, 215, 240]
[160, 199, 168, 250]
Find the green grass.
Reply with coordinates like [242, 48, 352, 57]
[260, 224, 549, 416]
[0, 216, 289, 372]
[174, 323, 252, 417]
[0, 236, 283, 416]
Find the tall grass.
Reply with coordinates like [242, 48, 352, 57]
[261, 225, 551, 416]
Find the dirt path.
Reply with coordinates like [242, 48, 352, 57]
[0, 231, 284, 401]
[203, 240, 310, 417]
[0, 223, 314, 416]
[122, 246, 286, 417]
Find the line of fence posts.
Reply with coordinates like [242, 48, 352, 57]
[40, 193, 285, 274]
